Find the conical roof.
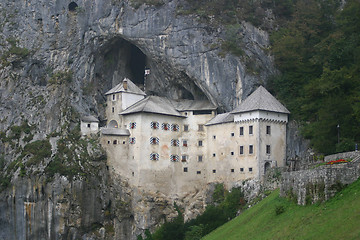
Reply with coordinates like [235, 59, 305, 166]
[231, 86, 290, 114]
[105, 78, 145, 96]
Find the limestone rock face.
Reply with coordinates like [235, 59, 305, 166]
[0, 0, 277, 239]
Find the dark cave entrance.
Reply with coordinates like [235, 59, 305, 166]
[129, 44, 146, 85]
[68, 2, 78, 11]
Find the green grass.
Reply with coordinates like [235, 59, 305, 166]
[203, 178, 360, 240]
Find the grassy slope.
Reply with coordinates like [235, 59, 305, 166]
[204, 178, 360, 240]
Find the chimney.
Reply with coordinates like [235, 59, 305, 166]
[123, 79, 128, 91]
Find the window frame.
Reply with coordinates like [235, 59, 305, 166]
[240, 126, 244, 136]
[249, 145, 254, 154]
[249, 125, 253, 135]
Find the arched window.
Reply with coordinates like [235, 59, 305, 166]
[162, 123, 169, 131]
[68, 2, 78, 11]
[150, 137, 159, 145]
[171, 124, 179, 131]
[108, 120, 118, 128]
[171, 139, 179, 147]
[150, 153, 159, 161]
[170, 155, 179, 162]
[151, 121, 159, 129]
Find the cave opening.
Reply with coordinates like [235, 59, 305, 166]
[129, 44, 146, 85]
[68, 2, 78, 11]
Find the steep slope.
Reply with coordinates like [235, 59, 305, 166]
[204, 178, 360, 240]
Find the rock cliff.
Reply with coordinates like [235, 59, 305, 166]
[0, 0, 278, 239]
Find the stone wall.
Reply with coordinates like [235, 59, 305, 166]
[324, 151, 360, 161]
[280, 162, 360, 205]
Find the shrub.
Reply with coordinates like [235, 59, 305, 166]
[275, 205, 285, 215]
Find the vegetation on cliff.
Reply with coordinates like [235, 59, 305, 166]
[269, 0, 360, 155]
[204, 177, 360, 240]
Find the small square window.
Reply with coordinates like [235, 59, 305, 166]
[198, 140, 203, 147]
[266, 125, 271, 135]
[107, 141, 110, 144]
[231, 151, 234, 155]
[249, 167, 253, 172]
[181, 155, 187, 162]
[213, 153, 216, 157]
[123, 141, 126, 144]
[240, 168, 244, 172]
[183, 140, 188, 147]
[213, 135, 216, 139]
[184, 125, 189, 132]
[213, 169, 216, 173]
[198, 155, 203, 162]
[231, 169, 234, 173]
[198, 124, 204, 131]
[249, 125, 253, 135]
[240, 127, 244, 136]
[197, 171, 201, 174]
[184, 167, 188, 172]
[231, 132, 234, 137]
[249, 145, 254, 154]
[87, 123, 91, 128]
[113, 140, 117, 145]
[112, 107, 115, 113]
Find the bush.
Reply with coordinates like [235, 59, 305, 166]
[275, 205, 285, 215]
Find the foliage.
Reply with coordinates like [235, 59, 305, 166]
[203, 178, 360, 240]
[0, 37, 30, 65]
[21, 140, 52, 166]
[269, 0, 360, 154]
[275, 205, 285, 215]
[149, 186, 246, 240]
[129, 0, 164, 9]
[48, 70, 73, 85]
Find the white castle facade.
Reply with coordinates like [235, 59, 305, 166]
[82, 78, 289, 196]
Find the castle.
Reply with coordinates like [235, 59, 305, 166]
[81, 78, 289, 196]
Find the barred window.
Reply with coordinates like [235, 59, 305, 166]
[151, 121, 159, 129]
[266, 125, 271, 135]
[171, 124, 179, 131]
[129, 122, 136, 129]
[171, 139, 180, 147]
[129, 137, 136, 144]
[170, 155, 179, 162]
[162, 123, 170, 131]
[150, 153, 159, 161]
[150, 137, 159, 145]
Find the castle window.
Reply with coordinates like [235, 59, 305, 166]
[171, 124, 179, 131]
[197, 171, 201, 174]
[249, 125, 253, 135]
[182, 140, 188, 147]
[150, 137, 159, 145]
[113, 140, 117, 145]
[170, 155, 179, 162]
[231, 169, 234, 173]
[129, 137, 136, 144]
[213, 169, 216, 173]
[240, 127, 244, 136]
[184, 167, 188, 172]
[231, 151, 234, 155]
[184, 125, 189, 132]
[249, 167, 253, 172]
[266, 145, 271, 154]
[213, 135, 216, 139]
[123, 141, 126, 144]
[198, 155, 203, 162]
[198, 124, 204, 131]
[162, 123, 170, 131]
[150, 153, 159, 161]
[112, 94, 115, 101]
[198, 140, 203, 147]
[240, 168, 244, 172]
[129, 122, 136, 129]
[107, 141, 110, 144]
[87, 123, 91, 128]
[112, 107, 115, 113]
[249, 145, 254, 154]
[240, 146, 244, 155]
[231, 132, 234, 137]
[266, 125, 271, 135]
[151, 121, 159, 129]
[171, 139, 179, 147]
[181, 155, 188, 162]
[213, 153, 216, 157]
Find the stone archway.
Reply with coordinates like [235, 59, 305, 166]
[264, 162, 271, 175]
[108, 120, 118, 128]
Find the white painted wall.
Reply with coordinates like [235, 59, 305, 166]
[80, 121, 99, 136]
